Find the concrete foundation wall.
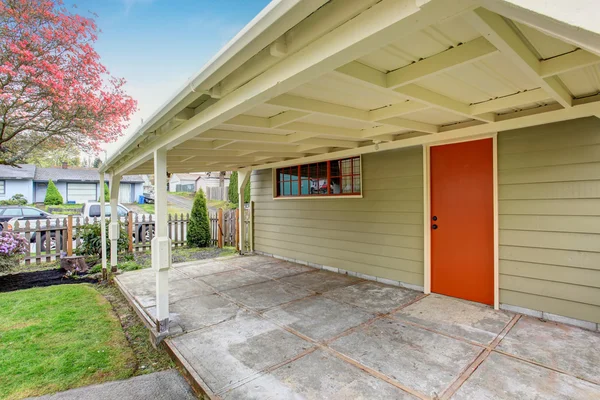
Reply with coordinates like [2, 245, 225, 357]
[251, 147, 424, 286]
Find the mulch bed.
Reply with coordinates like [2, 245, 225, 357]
[0, 269, 98, 293]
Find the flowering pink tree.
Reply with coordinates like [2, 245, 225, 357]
[0, 0, 137, 165]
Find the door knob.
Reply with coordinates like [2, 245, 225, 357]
[432, 224, 438, 230]
[432, 216, 438, 221]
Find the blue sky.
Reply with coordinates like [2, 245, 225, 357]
[69, 0, 271, 155]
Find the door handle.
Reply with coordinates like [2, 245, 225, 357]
[432, 224, 438, 230]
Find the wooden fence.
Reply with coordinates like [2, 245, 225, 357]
[12, 203, 253, 265]
[206, 186, 228, 201]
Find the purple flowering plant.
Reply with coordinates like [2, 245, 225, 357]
[0, 231, 28, 271]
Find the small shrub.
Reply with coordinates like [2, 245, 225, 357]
[0, 194, 28, 206]
[187, 188, 211, 247]
[118, 261, 143, 271]
[44, 180, 63, 205]
[0, 231, 28, 272]
[228, 171, 250, 208]
[99, 182, 109, 202]
[77, 221, 128, 258]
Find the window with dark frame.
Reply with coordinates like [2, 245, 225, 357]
[0, 180, 4, 195]
[275, 157, 361, 198]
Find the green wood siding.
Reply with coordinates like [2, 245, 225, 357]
[498, 117, 600, 323]
[251, 147, 424, 286]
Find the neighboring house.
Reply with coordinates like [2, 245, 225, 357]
[168, 173, 200, 192]
[195, 172, 230, 193]
[0, 164, 143, 204]
[0, 164, 36, 203]
[168, 172, 230, 193]
[100, 1, 600, 329]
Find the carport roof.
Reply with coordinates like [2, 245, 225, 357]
[100, 0, 600, 176]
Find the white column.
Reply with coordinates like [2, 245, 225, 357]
[99, 172, 107, 280]
[109, 174, 121, 273]
[153, 148, 171, 334]
[237, 171, 250, 255]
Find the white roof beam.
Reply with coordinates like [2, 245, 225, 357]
[268, 110, 309, 128]
[199, 130, 290, 143]
[109, 0, 479, 175]
[395, 84, 495, 122]
[296, 137, 360, 149]
[464, 8, 572, 108]
[243, 98, 600, 172]
[368, 101, 428, 121]
[540, 49, 600, 78]
[469, 88, 550, 115]
[386, 36, 498, 88]
[279, 121, 365, 139]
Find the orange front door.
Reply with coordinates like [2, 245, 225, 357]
[430, 138, 494, 305]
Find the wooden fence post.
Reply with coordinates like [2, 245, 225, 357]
[66, 215, 73, 256]
[235, 208, 240, 251]
[127, 211, 134, 253]
[217, 208, 223, 248]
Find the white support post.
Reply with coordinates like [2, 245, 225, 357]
[99, 172, 107, 280]
[238, 170, 250, 255]
[153, 148, 171, 335]
[109, 174, 121, 273]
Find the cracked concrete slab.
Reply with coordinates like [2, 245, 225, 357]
[199, 268, 271, 291]
[497, 316, 600, 383]
[330, 318, 481, 398]
[223, 280, 313, 311]
[118, 269, 213, 308]
[242, 261, 314, 279]
[324, 281, 422, 314]
[278, 270, 362, 293]
[176, 260, 240, 278]
[170, 310, 312, 393]
[263, 296, 375, 341]
[452, 352, 600, 399]
[146, 293, 240, 333]
[393, 294, 514, 344]
[222, 349, 418, 399]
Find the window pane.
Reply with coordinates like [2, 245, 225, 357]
[0, 181, 4, 194]
[282, 181, 291, 196]
[353, 176, 361, 193]
[300, 165, 309, 180]
[342, 176, 353, 193]
[300, 179, 309, 195]
[278, 181, 284, 196]
[330, 160, 340, 177]
[341, 159, 352, 175]
[3, 208, 22, 216]
[23, 208, 43, 216]
[353, 157, 360, 174]
[330, 177, 341, 194]
[278, 169, 285, 182]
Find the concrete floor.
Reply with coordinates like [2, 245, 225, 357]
[116, 255, 600, 400]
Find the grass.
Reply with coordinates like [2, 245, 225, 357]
[0, 285, 135, 399]
[137, 203, 190, 216]
[171, 191, 195, 198]
[207, 199, 237, 210]
[0, 283, 175, 400]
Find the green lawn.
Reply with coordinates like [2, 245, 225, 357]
[207, 199, 237, 210]
[0, 285, 136, 399]
[137, 203, 190, 216]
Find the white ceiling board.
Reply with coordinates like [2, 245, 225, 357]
[288, 73, 401, 110]
[243, 103, 288, 118]
[214, 125, 293, 135]
[402, 108, 470, 126]
[559, 65, 600, 98]
[357, 15, 482, 72]
[515, 21, 577, 60]
[416, 53, 539, 104]
[299, 113, 376, 130]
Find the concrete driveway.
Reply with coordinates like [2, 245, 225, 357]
[116, 256, 600, 399]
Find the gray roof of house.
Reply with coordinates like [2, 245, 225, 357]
[34, 167, 144, 183]
[0, 164, 36, 179]
[0, 164, 143, 183]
